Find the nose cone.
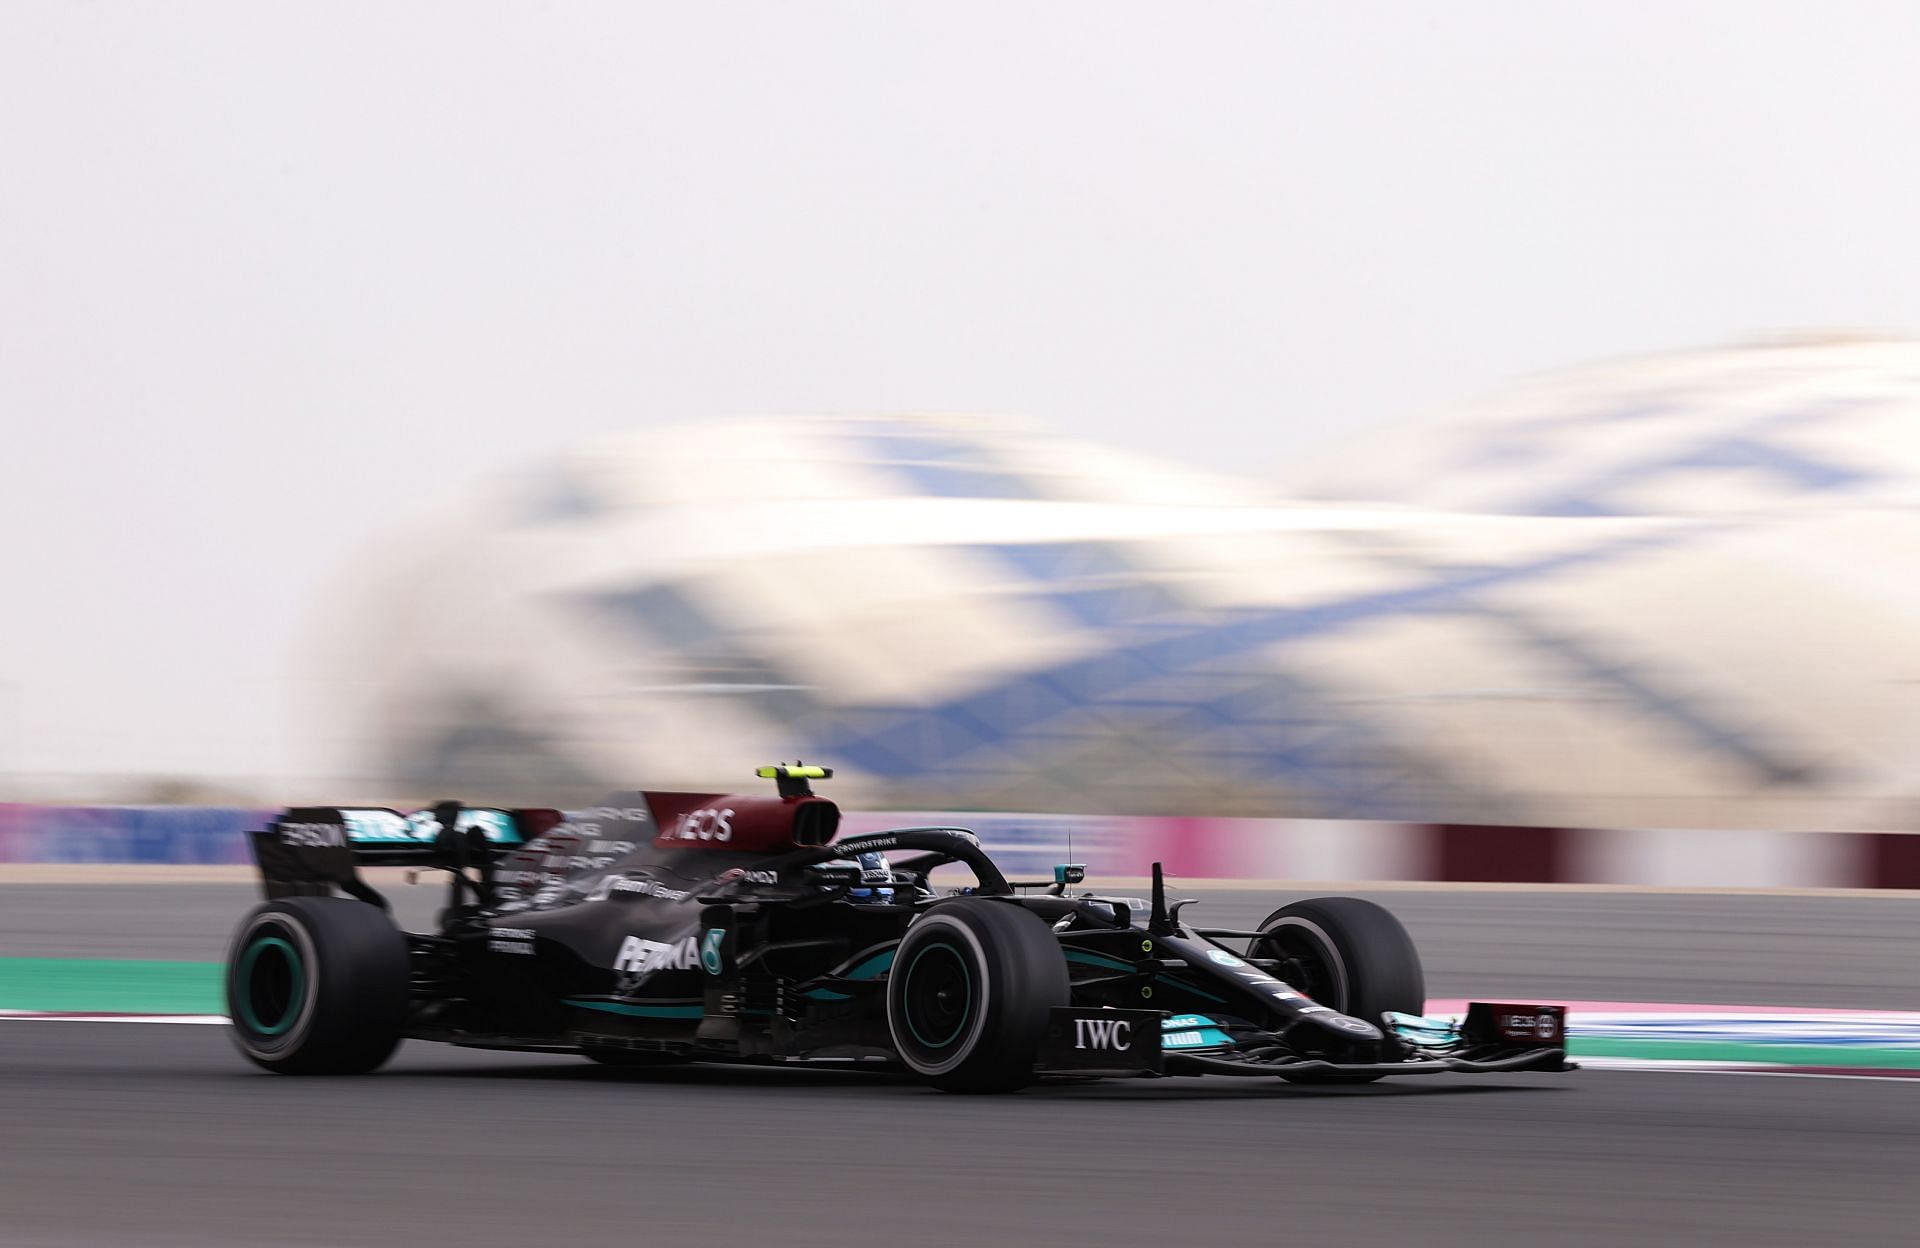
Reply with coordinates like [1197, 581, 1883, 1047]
[1286, 1011, 1387, 1060]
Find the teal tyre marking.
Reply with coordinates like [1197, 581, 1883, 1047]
[236, 935, 303, 1036]
[903, 942, 973, 1050]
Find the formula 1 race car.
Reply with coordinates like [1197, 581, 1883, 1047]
[227, 766, 1573, 1091]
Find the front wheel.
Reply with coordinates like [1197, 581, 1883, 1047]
[886, 901, 1069, 1093]
[225, 897, 409, 1075]
[1253, 896, 1424, 1085]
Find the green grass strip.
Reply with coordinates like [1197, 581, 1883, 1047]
[5, 960, 1920, 1068]
[1572, 1036, 1920, 1069]
[0, 957, 223, 1015]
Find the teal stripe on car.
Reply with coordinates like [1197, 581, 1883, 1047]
[1063, 949, 1227, 1003]
[845, 950, 894, 980]
[564, 999, 704, 1019]
[802, 948, 898, 1001]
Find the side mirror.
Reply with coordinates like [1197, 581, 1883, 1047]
[1053, 864, 1086, 885]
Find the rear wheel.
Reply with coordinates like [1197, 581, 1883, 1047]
[1253, 897, 1424, 1085]
[225, 897, 409, 1075]
[886, 901, 1069, 1093]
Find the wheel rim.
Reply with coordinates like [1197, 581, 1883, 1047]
[237, 935, 304, 1037]
[1258, 919, 1348, 1011]
[901, 942, 973, 1050]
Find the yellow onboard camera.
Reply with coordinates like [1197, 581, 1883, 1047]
[756, 763, 833, 798]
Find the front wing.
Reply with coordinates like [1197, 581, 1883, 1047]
[1034, 1002, 1574, 1079]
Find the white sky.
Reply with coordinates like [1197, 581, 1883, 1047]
[2, 2, 1917, 785]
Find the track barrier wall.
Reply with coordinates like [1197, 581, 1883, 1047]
[3, 805, 1919, 887]
[0, 806, 263, 866]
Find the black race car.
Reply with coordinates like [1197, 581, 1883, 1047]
[227, 766, 1573, 1091]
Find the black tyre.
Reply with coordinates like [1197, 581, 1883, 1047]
[886, 901, 1070, 1093]
[1254, 897, 1424, 1085]
[225, 897, 409, 1075]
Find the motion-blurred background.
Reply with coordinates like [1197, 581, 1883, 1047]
[3, 4, 1917, 837]
[7, 12, 1920, 1247]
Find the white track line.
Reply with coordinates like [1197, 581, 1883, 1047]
[1576, 1057, 1920, 1082]
[4, 1018, 1915, 1081]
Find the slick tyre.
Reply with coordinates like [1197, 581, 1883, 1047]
[1254, 897, 1425, 1085]
[226, 897, 409, 1075]
[886, 901, 1070, 1093]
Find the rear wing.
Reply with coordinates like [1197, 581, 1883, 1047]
[248, 805, 564, 906]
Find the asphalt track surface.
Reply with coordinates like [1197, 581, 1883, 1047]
[5, 882, 1920, 1246]
[4, 1023, 1915, 1248]
[9, 881, 1920, 1006]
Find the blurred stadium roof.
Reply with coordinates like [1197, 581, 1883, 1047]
[315, 336, 1920, 830]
